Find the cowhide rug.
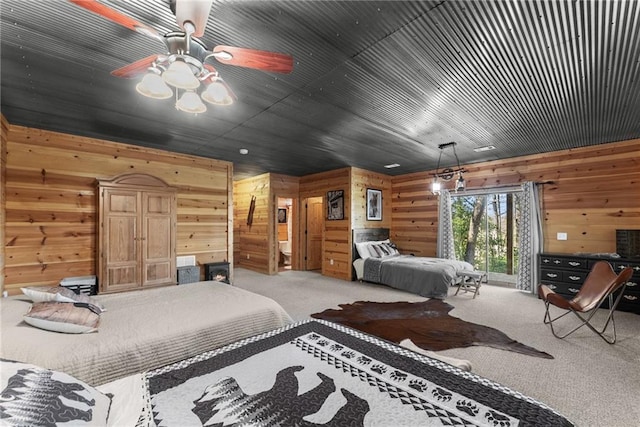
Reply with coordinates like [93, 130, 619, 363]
[311, 299, 553, 359]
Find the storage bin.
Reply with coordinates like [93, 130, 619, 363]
[60, 275, 98, 295]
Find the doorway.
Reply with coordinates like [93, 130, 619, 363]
[304, 197, 323, 271]
[277, 198, 293, 271]
[451, 191, 520, 286]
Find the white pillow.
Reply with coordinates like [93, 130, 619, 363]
[0, 358, 111, 426]
[21, 286, 105, 313]
[355, 242, 373, 260]
[23, 301, 100, 334]
[355, 239, 391, 260]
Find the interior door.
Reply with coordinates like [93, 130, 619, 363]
[305, 197, 323, 270]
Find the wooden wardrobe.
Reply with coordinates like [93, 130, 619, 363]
[96, 173, 177, 293]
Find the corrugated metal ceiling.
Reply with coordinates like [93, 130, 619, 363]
[1, 0, 639, 179]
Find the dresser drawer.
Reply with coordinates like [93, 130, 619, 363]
[561, 258, 589, 270]
[540, 269, 563, 282]
[617, 293, 640, 314]
[540, 281, 580, 297]
[563, 270, 587, 284]
[623, 276, 639, 292]
[540, 255, 588, 271]
[613, 260, 640, 278]
[540, 256, 564, 268]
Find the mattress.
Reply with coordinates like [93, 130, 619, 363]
[0, 281, 293, 385]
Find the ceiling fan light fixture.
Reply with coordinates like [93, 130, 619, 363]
[136, 72, 173, 99]
[201, 80, 233, 106]
[163, 59, 200, 89]
[176, 91, 207, 114]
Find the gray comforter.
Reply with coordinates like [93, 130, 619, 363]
[363, 255, 475, 298]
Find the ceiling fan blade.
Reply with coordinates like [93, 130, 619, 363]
[212, 46, 294, 74]
[173, 0, 213, 38]
[69, 0, 162, 41]
[111, 55, 159, 78]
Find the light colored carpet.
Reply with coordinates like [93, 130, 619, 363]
[233, 268, 640, 427]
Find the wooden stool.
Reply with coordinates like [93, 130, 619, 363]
[455, 270, 486, 298]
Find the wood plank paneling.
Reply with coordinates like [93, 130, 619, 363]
[300, 168, 351, 280]
[3, 124, 232, 295]
[391, 139, 640, 258]
[233, 174, 271, 274]
[1, 115, 8, 294]
[271, 174, 299, 271]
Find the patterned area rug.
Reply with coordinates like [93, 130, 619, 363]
[311, 299, 553, 359]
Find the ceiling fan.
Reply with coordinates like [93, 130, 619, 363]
[69, 0, 294, 113]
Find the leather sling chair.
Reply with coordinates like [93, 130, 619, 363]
[539, 260, 633, 344]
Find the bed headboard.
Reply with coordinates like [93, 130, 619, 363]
[352, 228, 390, 261]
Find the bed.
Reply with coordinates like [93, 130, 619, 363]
[353, 228, 475, 299]
[0, 281, 293, 386]
[0, 319, 574, 426]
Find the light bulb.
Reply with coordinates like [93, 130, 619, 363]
[455, 173, 465, 192]
[136, 72, 172, 99]
[201, 81, 233, 105]
[163, 60, 200, 89]
[176, 91, 207, 114]
[431, 179, 441, 195]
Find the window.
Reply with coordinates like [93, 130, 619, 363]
[451, 190, 521, 285]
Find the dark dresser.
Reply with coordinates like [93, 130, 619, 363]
[539, 253, 640, 314]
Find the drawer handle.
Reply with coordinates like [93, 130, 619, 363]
[547, 284, 557, 290]
[568, 288, 579, 294]
[568, 262, 581, 266]
[546, 273, 558, 278]
[623, 295, 638, 301]
[627, 281, 638, 287]
[634, 266, 640, 271]
[553, 260, 561, 264]
[543, 259, 550, 263]
[568, 275, 581, 281]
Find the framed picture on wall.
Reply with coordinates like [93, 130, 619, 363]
[278, 208, 287, 223]
[367, 188, 382, 221]
[327, 190, 344, 220]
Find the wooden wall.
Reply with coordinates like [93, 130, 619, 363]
[2, 124, 233, 295]
[233, 173, 271, 274]
[271, 173, 300, 270]
[391, 171, 440, 256]
[351, 168, 392, 229]
[3, 117, 636, 294]
[391, 139, 640, 256]
[300, 168, 351, 280]
[233, 173, 300, 275]
[233, 168, 393, 281]
[0, 115, 7, 294]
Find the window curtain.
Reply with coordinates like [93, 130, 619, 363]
[515, 181, 544, 293]
[437, 189, 456, 260]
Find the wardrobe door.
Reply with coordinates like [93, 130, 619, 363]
[141, 191, 176, 287]
[97, 173, 177, 293]
[101, 189, 140, 293]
